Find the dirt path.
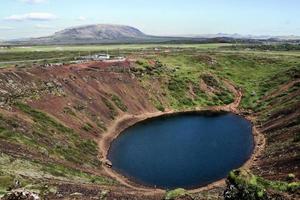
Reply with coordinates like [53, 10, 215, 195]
[99, 112, 172, 193]
[212, 79, 242, 113]
[223, 80, 242, 111]
[97, 79, 266, 194]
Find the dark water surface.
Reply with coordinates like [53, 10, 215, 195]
[108, 112, 254, 189]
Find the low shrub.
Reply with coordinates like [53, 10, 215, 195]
[165, 188, 189, 200]
[111, 95, 128, 112]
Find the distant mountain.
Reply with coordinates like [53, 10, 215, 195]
[5, 24, 300, 45]
[53, 24, 146, 40]
[175, 33, 300, 41]
[271, 35, 300, 40]
[11, 24, 154, 44]
[2, 24, 249, 45]
[180, 33, 270, 39]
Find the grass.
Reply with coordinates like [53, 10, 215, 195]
[0, 128, 37, 147]
[154, 102, 165, 112]
[0, 43, 230, 53]
[0, 175, 14, 196]
[165, 188, 189, 200]
[78, 139, 98, 156]
[223, 43, 300, 51]
[0, 153, 116, 197]
[81, 123, 94, 132]
[111, 94, 128, 112]
[102, 97, 118, 119]
[209, 53, 300, 110]
[0, 43, 230, 68]
[136, 54, 237, 109]
[228, 170, 300, 198]
[167, 75, 195, 107]
[14, 102, 72, 133]
[13, 102, 100, 167]
[41, 162, 114, 185]
[0, 115, 40, 148]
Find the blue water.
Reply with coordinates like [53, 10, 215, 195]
[108, 112, 254, 189]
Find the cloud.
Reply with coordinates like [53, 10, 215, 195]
[77, 16, 87, 21]
[20, 0, 47, 4]
[5, 13, 57, 21]
[0, 26, 14, 30]
[35, 24, 54, 29]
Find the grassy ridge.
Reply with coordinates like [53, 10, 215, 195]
[135, 52, 300, 110]
[208, 54, 300, 110]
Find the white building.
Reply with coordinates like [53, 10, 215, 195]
[78, 54, 110, 61]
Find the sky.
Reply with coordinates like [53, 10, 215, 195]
[0, 0, 299, 40]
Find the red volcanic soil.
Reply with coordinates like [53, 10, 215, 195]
[0, 59, 299, 200]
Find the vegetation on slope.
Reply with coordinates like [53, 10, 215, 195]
[165, 188, 190, 200]
[225, 43, 300, 51]
[0, 153, 115, 198]
[0, 45, 299, 199]
[12, 102, 100, 167]
[101, 97, 118, 119]
[209, 53, 300, 110]
[110, 94, 128, 112]
[134, 54, 235, 109]
[225, 170, 300, 200]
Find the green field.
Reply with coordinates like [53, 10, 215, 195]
[1, 43, 300, 69]
[0, 43, 231, 53]
[0, 43, 231, 68]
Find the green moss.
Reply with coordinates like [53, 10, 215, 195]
[0, 129, 37, 147]
[78, 139, 98, 156]
[0, 116, 39, 148]
[216, 91, 234, 104]
[0, 153, 115, 188]
[41, 162, 114, 185]
[201, 74, 219, 88]
[0, 175, 14, 191]
[12, 102, 100, 167]
[111, 94, 128, 112]
[214, 55, 300, 110]
[102, 97, 118, 119]
[15, 102, 72, 134]
[45, 164, 114, 184]
[81, 123, 94, 132]
[135, 59, 148, 68]
[155, 104, 165, 112]
[287, 182, 300, 192]
[167, 76, 197, 108]
[228, 169, 300, 196]
[165, 188, 189, 200]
